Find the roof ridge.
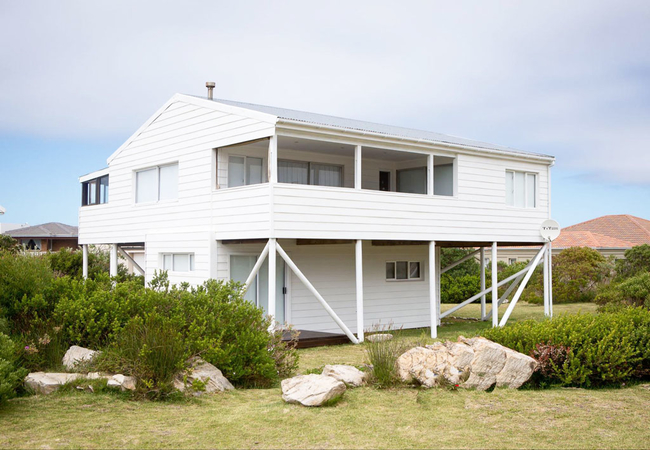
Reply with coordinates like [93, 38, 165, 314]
[626, 215, 650, 239]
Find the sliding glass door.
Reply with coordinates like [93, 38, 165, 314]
[230, 254, 285, 323]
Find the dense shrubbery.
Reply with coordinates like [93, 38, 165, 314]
[595, 245, 650, 310]
[0, 333, 27, 405]
[482, 307, 650, 387]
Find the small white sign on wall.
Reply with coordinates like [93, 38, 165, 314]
[540, 219, 561, 241]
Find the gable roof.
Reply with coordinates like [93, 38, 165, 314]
[5, 222, 78, 238]
[553, 215, 650, 249]
[210, 97, 554, 160]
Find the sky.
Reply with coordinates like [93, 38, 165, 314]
[1, 0, 649, 229]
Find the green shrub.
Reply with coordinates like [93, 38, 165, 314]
[482, 307, 650, 387]
[595, 272, 650, 309]
[0, 333, 28, 405]
[95, 313, 187, 400]
[46, 247, 141, 283]
[0, 235, 20, 254]
[615, 244, 650, 279]
[364, 329, 407, 388]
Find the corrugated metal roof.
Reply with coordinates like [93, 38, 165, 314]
[5, 222, 78, 238]
[208, 97, 553, 159]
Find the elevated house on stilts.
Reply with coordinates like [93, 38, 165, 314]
[79, 84, 556, 344]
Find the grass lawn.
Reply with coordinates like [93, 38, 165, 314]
[4, 302, 648, 449]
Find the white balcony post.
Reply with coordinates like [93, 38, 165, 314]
[436, 245, 441, 325]
[268, 238, 277, 326]
[268, 135, 278, 184]
[480, 247, 486, 320]
[429, 240, 437, 338]
[491, 242, 498, 327]
[355, 239, 364, 342]
[109, 244, 118, 278]
[354, 145, 362, 190]
[427, 153, 434, 196]
[543, 243, 550, 316]
[549, 242, 554, 318]
[82, 244, 89, 279]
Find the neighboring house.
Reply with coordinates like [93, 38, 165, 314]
[498, 214, 650, 263]
[0, 223, 29, 234]
[78, 87, 556, 341]
[5, 222, 78, 253]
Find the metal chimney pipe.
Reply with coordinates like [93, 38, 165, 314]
[206, 81, 215, 100]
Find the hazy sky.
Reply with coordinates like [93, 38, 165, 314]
[1, 0, 649, 229]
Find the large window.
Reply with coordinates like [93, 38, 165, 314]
[396, 167, 427, 194]
[161, 253, 194, 272]
[506, 170, 536, 208]
[386, 261, 422, 281]
[278, 160, 342, 187]
[82, 175, 109, 206]
[135, 163, 178, 203]
[228, 156, 263, 187]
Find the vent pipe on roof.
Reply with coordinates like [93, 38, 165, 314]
[206, 81, 215, 100]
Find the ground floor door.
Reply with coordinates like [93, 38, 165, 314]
[230, 254, 286, 323]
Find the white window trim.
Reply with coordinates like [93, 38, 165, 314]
[385, 260, 423, 281]
[227, 154, 265, 188]
[134, 162, 179, 204]
[161, 253, 195, 272]
[505, 170, 538, 209]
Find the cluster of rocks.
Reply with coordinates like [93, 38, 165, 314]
[281, 336, 537, 407]
[281, 364, 367, 407]
[24, 346, 234, 396]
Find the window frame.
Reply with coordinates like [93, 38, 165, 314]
[385, 260, 423, 281]
[134, 163, 179, 204]
[81, 175, 109, 206]
[161, 252, 195, 272]
[277, 159, 344, 187]
[227, 155, 264, 188]
[505, 170, 537, 209]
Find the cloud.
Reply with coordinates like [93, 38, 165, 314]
[1, 0, 649, 184]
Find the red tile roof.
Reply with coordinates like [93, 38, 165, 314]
[553, 215, 650, 249]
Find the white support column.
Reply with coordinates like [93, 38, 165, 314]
[491, 242, 498, 327]
[354, 145, 362, 190]
[355, 239, 364, 342]
[543, 243, 550, 316]
[82, 244, 89, 279]
[427, 153, 434, 196]
[436, 245, 441, 325]
[268, 238, 277, 326]
[480, 247, 486, 320]
[429, 241, 437, 338]
[549, 242, 554, 318]
[109, 244, 118, 278]
[268, 135, 278, 184]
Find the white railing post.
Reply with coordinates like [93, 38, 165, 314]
[543, 243, 550, 316]
[549, 241, 554, 318]
[82, 244, 89, 279]
[427, 154, 434, 196]
[429, 241, 437, 338]
[268, 135, 278, 184]
[355, 145, 362, 190]
[436, 245, 441, 325]
[491, 242, 498, 327]
[355, 239, 364, 342]
[110, 244, 118, 277]
[268, 238, 277, 326]
[480, 247, 486, 320]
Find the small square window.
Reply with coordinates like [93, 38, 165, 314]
[386, 261, 422, 281]
[385, 262, 396, 279]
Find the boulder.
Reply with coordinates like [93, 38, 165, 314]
[366, 333, 393, 343]
[173, 357, 234, 394]
[24, 372, 82, 395]
[106, 374, 137, 391]
[281, 374, 346, 407]
[322, 364, 367, 387]
[397, 337, 537, 390]
[62, 346, 99, 370]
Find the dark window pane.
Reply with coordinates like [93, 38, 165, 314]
[409, 262, 420, 279]
[99, 176, 109, 204]
[396, 261, 408, 279]
[385, 262, 395, 279]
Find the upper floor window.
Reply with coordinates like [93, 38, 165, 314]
[278, 160, 342, 187]
[506, 170, 536, 208]
[396, 167, 426, 194]
[136, 163, 178, 203]
[82, 175, 109, 206]
[228, 156, 263, 187]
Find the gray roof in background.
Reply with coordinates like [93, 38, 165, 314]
[6, 222, 78, 238]
[206, 97, 553, 159]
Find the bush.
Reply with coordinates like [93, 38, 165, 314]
[0, 333, 27, 405]
[0, 235, 20, 254]
[595, 272, 650, 309]
[482, 307, 650, 387]
[364, 328, 407, 388]
[46, 247, 140, 282]
[615, 244, 650, 279]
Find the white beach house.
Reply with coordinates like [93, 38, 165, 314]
[79, 85, 556, 343]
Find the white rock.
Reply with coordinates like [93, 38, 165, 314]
[108, 374, 137, 391]
[24, 372, 82, 395]
[366, 333, 393, 343]
[322, 364, 367, 387]
[62, 346, 99, 370]
[173, 357, 234, 394]
[281, 374, 346, 407]
[397, 346, 448, 387]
